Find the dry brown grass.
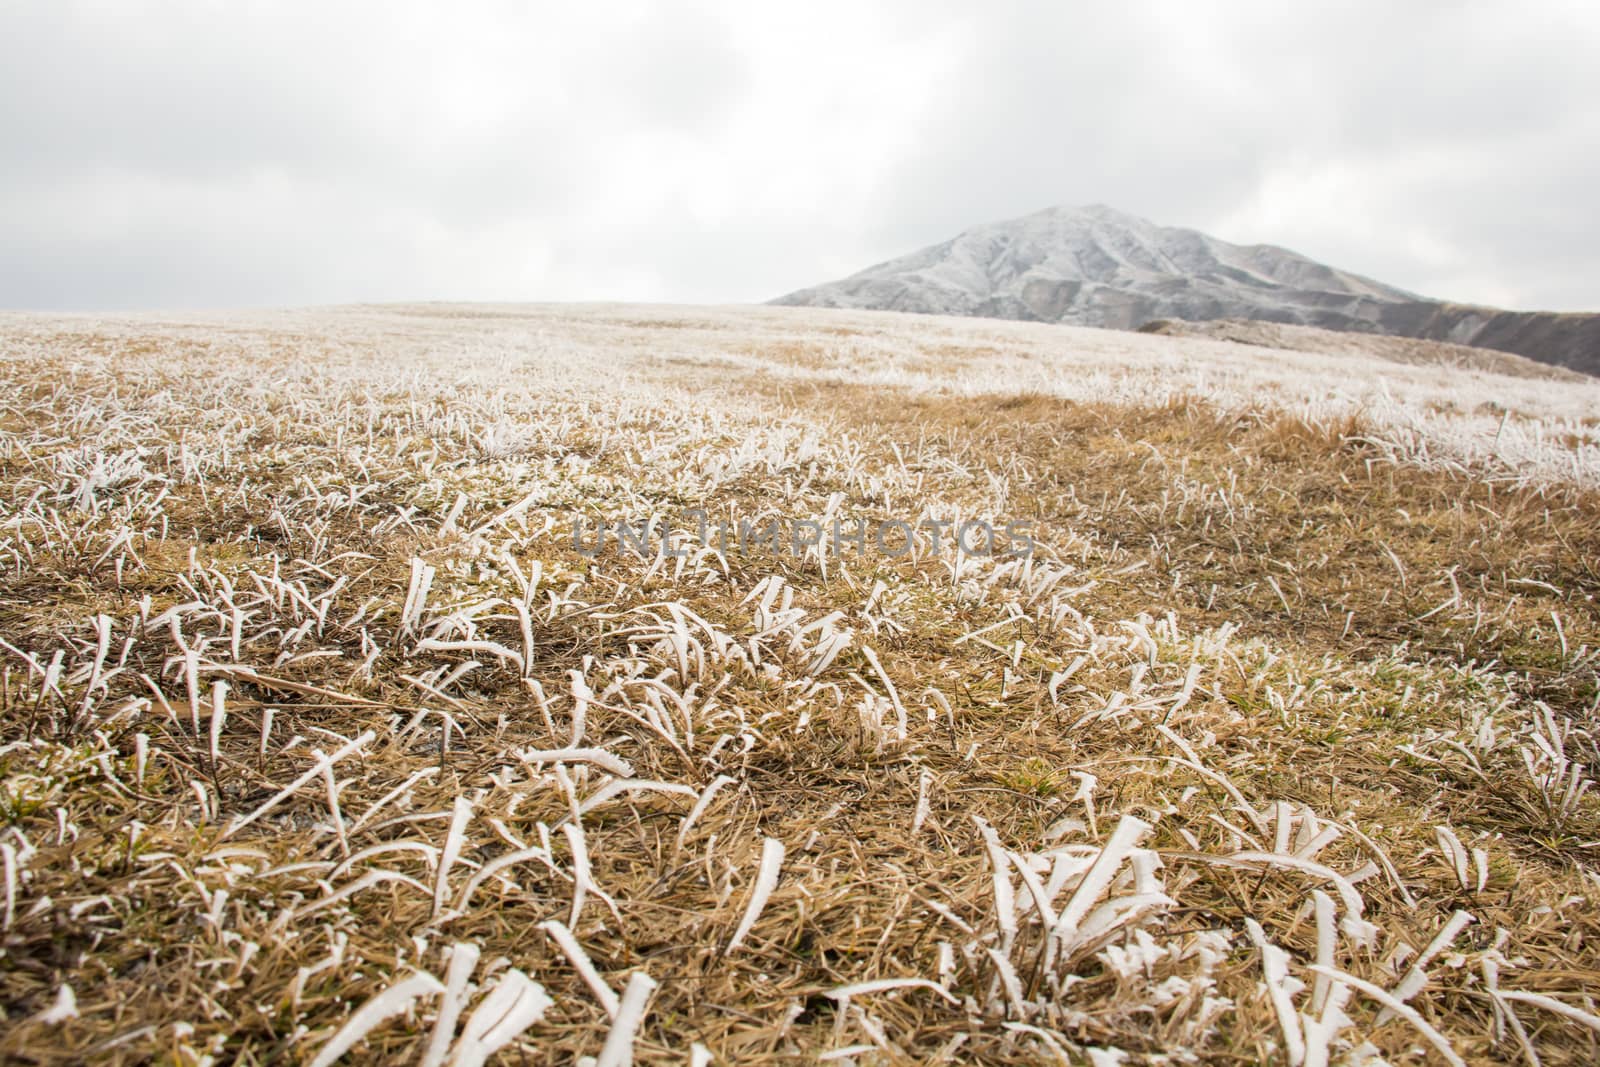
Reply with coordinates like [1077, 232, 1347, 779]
[0, 308, 1597, 1065]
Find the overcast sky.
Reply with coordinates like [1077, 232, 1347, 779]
[3, 1, 1597, 312]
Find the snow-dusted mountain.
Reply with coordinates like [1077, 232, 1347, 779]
[773, 204, 1600, 375]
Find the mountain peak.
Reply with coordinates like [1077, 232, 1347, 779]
[777, 203, 1412, 329]
[771, 205, 1599, 375]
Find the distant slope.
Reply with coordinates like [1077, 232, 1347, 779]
[1138, 317, 1590, 381]
[773, 204, 1600, 376]
[1370, 300, 1600, 377]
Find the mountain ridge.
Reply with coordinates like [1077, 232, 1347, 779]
[772, 204, 1600, 376]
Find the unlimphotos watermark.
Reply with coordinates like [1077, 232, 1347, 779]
[568, 510, 1038, 559]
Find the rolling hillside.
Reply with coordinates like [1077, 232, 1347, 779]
[1, 305, 1598, 1064]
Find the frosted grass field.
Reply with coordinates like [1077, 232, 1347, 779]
[0, 304, 1596, 1064]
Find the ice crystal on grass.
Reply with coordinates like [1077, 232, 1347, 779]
[1, 304, 1597, 1063]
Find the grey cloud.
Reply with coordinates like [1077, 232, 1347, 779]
[1, 1, 1596, 312]
[860, 2, 1600, 310]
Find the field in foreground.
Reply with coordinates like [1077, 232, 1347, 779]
[0, 303, 1598, 1064]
